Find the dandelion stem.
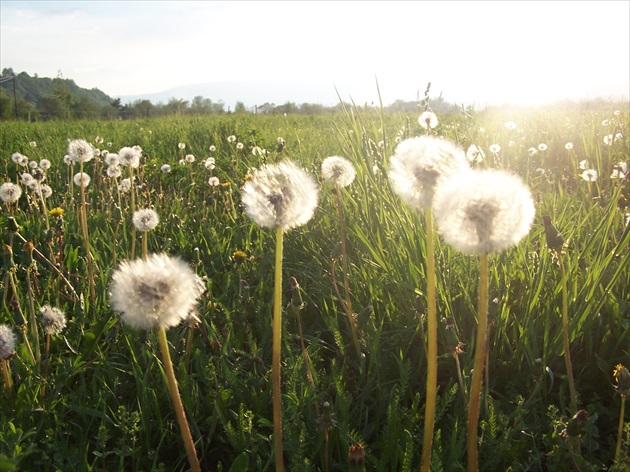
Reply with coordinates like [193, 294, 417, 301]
[1, 358, 12, 399]
[557, 251, 578, 415]
[420, 208, 438, 472]
[79, 162, 96, 303]
[142, 231, 148, 261]
[615, 394, 626, 463]
[156, 327, 201, 472]
[272, 228, 285, 472]
[467, 252, 489, 472]
[25, 268, 40, 364]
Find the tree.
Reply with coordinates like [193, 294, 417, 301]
[234, 101, 247, 114]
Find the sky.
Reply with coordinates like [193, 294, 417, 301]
[1, 0, 629, 108]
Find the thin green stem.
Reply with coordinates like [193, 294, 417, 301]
[25, 268, 40, 363]
[1, 358, 12, 400]
[142, 231, 148, 261]
[467, 252, 489, 472]
[557, 252, 578, 415]
[615, 394, 626, 463]
[420, 208, 437, 472]
[272, 228, 285, 472]
[156, 327, 201, 472]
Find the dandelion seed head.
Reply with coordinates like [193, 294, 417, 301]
[241, 160, 319, 231]
[39, 159, 51, 170]
[28, 160, 38, 169]
[39, 305, 67, 336]
[178, 142, 186, 150]
[118, 147, 140, 168]
[236, 142, 244, 150]
[466, 144, 485, 163]
[538, 143, 548, 152]
[489, 144, 501, 154]
[185, 154, 195, 163]
[0, 324, 16, 359]
[204, 158, 216, 170]
[321, 156, 356, 188]
[110, 253, 205, 331]
[68, 139, 95, 163]
[227, 135, 237, 143]
[582, 169, 598, 182]
[565, 142, 574, 150]
[73, 172, 91, 188]
[29, 141, 37, 148]
[63, 155, 72, 165]
[208, 176, 220, 187]
[389, 136, 469, 210]
[504, 121, 518, 130]
[132, 208, 159, 232]
[433, 169, 535, 255]
[160, 164, 171, 174]
[11, 152, 26, 165]
[36, 184, 53, 199]
[118, 178, 132, 193]
[0, 182, 23, 204]
[106, 165, 122, 178]
[418, 111, 439, 129]
[104, 153, 119, 167]
[209, 145, 216, 152]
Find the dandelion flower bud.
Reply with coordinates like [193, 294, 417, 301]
[110, 253, 205, 331]
[39, 305, 67, 336]
[0, 324, 16, 359]
[418, 111, 439, 130]
[389, 136, 469, 210]
[0, 182, 23, 204]
[132, 208, 159, 232]
[321, 156, 356, 188]
[433, 169, 535, 255]
[67, 139, 95, 163]
[241, 160, 319, 231]
[73, 172, 91, 188]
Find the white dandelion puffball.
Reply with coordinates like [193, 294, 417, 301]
[0, 324, 16, 359]
[565, 142, 574, 150]
[40, 305, 67, 336]
[39, 159, 51, 170]
[107, 165, 122, 178]
[104, 153, 120, 167]
[0, 182, 23, 203]
[67, 139, 95, 163]
[119, 178, 132, 193]
[466, 144, 485, 163]
[161, 164, 171, 174]
[36, 184, 53, 199]
[73, 172, 91, 188]
[208, 176, 220, 187]
[118, 147, 140, 168]
[209, 145, 216, 152]
[241, 160, 319, 231]
[204, 158, 216, 170]
[389, 136, 469, 210]
[489, 144, 501, 154]
[178, 142, 186, 150]
[321, 156, 356, 188]
[227, 135, 237, 143]
[418, 111, 439, 130]
[185, 154, 195, 163]
[582, 169, 598, 182]
[110, 253, 205, 331]
[132, 208, 159, 232]
[538, 143, 548, 152]
[433, 169, 535, 255]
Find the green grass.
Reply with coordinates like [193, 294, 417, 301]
[1, 102, 629, 471]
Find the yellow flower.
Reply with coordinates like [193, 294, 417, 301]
[49, 207, 65, 218]
[231, 250, 248, 264]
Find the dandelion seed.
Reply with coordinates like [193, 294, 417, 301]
[241, 160, 319, 231]
[389, 136, 469, 210]
[0, 324, 16, 359]
[0, 182, 23, 203]
[204, 158, 216, 170]
[321, 156, 356, 188]
[110, 253, 205, 331]
[433, 169, 535, 255]
[208, 176, 220, 187]
[68, 139, 95, 163]
[105, 153, 120, 167]
[107, 165, 122, 178]
[178, 143, 186, 150]
[419, 111, 439, 130]
[133, 208, 159, 232]
[185, 154, 195, 163]
[538, 143, 548, 152]
[466, 145, 485, 163]
[73, 172, 91, 188]
[504, 121, 517, 130]
[118, 147, 140, 168]
[39, 159, 51, 170]
[582, 169, 598, 182]
[489, 144, 501, 154]
[227, 135, 237, 143]
[39, 305, 67, 336]
[161, 164, 171, 174]
[565, 142, 574, 150]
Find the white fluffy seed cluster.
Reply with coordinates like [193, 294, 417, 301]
[0, 324, 16, 359]
[67, 139, 95, 163]
[110, 253, 205, 331]
[132, 208, 160, 232]
[39, 305, 68, 336]
[321, 156, 356, 188]
[241, 160, 319, 231]
[0, 182, 23, 203]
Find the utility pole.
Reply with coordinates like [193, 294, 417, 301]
[12, 75, 18, 119]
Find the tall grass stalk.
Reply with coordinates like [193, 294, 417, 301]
[78, 162, 97, 302]
[272, 227, 285, 472]
[614, 393, 626, 463]
[420, 208, 438, 472]
[156, 327, 201, 472]
[467, 252, 489, 472]
[556, 251, 578, 416]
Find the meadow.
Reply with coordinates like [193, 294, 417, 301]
[0, 99, 629, 471]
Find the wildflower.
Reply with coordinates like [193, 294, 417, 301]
[466, 144, 485, 163]
[185, 154, 195, 163]
[119, 178, 132, 193]
[209, 145, 216, 152]
[67, 139, 95, 163]
[110, 253, 205, 331]
[614, 364, 630, 395]
[36, 184, 53, 199]
[231, 250, 248, 264]
[11, 152, 27, 165]
[504, 121, 517, 130]
[389, 136, 469, 210]
[565, 142, 574, 150]
[208, 176, 220, 187]
[39, 305, 67, 336]
[49, 207, 64, 218]
[132, 209, 159, 232]
[419, 111, 439, 130]
[0, 182, 22, 203]
[489, 144, 501, 154]
[178, 142, 186, 150]
[236, 142, 244, 150]
[433, 169, 535, 255]
[227, 135, 237, 143]
[95, 136, 104, 144]
[104, 153, 119, 167]
[0, 324, 16, 359]
[29, 141, 37, 148]
[20, 173, 34, 186]
[28, 160, 38, 169]
[241, 160, 319, 230]
[161, 164, 171, 173]
[204, 158, 216, 170]
[538, 143, 548, 152]
[73, 172, 91, 188]
[582, 169, 598, 182]
[321, 156, 356, 188]
[118, 147, 140, 168]
[63, 155, 72, 165]
[107, 165, 122, 178]
[39, 159, 51, 170]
